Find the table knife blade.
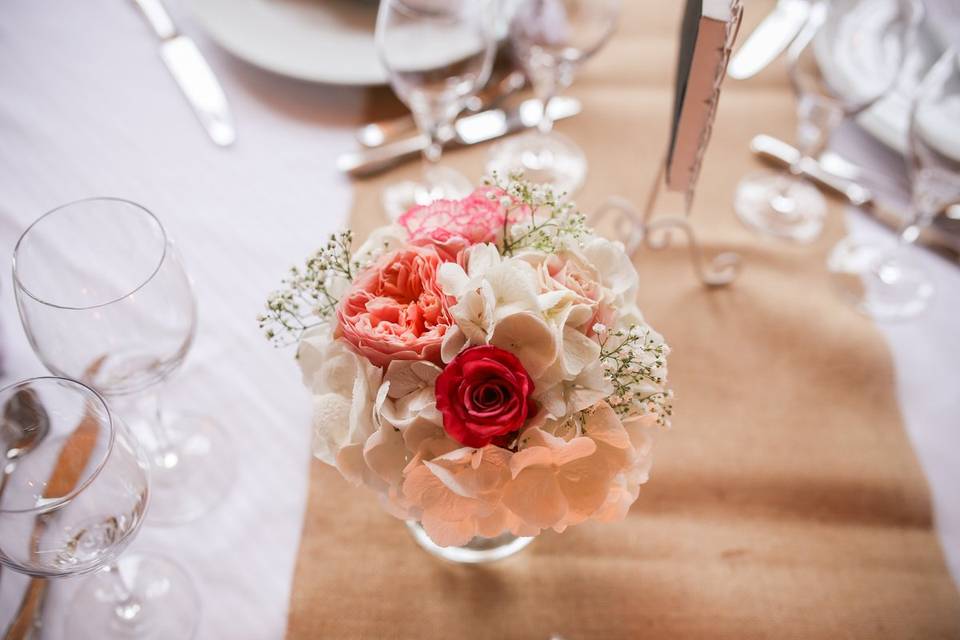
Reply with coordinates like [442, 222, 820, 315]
[160, 36, 236, 146]
[337, 97, 581, 178]
[728, 0, 811, 80]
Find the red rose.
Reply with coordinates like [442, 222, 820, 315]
[435, 345, 536, 448]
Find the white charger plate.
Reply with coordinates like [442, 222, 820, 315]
[815, 4, 953, 155]
[187, 0, 388, 86]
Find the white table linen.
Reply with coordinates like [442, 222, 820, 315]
[0, 2, 957, 639]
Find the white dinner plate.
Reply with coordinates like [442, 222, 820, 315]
[187, 0, 388, 86]
[815, 3, 953, 155]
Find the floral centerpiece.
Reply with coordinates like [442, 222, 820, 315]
[260, 177, 672, 551]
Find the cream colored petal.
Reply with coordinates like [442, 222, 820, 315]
[311, 393, 352, 465]
[582, 237, 639, 299]
[384, 360, 442, 399]
[560, 326, 600, 377]
[451, 289, 493, 344]
[354, 223, 408, 263]
[437, 261, 471, 297]
[363, 426, 407, 486]
[486, 261, 540, 319]
[441, 326, 469, 364]
[489, 311, 558, 379]
[466, 243, 501, 278]
[336, 443, 374, 488]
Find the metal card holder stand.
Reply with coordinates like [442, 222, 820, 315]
[593, 0, 744, 288]
[592, 161, 742, 288]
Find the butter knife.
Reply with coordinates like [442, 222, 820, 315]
[751, 134, 960, 259]
[338, 97, 582, 178]
[728, 0, 811, 80]
[133, 0, 236, 146]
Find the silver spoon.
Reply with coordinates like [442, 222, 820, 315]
[0, 388, 50, 639]
[0, 388, 51, 503]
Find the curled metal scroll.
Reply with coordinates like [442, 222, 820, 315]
[591, 196, 742, 288]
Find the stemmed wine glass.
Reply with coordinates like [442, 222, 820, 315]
[12, 197, 234, 525]
[735, 0, 922, 243]
[487, 0, 621, 196]
[0, 377, 199, 639]
[377, 0, 497, 218]
[849, 47, 960, 319]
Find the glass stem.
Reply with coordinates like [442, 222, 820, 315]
[106, 563, 143, 625]
[534, 74, 559, 135]
[139, 384, 179, 470]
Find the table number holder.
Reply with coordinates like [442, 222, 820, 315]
[593, 0, 745, 288]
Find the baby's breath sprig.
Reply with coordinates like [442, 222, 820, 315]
[258, 230, 359, 347]
[596, 323, 674, 427]
[485, 172, 591, 256]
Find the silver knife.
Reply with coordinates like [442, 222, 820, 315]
[752, 134, 960, 259]
[133, 0, 236, 146]
[728, 0, 812, 80]
[338, 97, 581, 177]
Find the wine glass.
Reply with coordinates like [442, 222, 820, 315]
[12, 197, 234, 525]
[735, 0, 922, 243]
[487, 0, 621, 196]
[851, 47, 960, 319]
[377, 0, 497, 218]
[0, 377, 199, 640]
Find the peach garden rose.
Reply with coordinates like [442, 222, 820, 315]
[337, 244, 452, 368]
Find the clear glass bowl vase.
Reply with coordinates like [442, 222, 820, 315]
[405, 521, 534, 564]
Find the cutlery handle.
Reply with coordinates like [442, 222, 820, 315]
[3, 579, 47, 640]
[133, 0, 177, 40]
[338, 134, 430, 177]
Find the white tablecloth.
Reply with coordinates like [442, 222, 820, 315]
[0, 2, 957, 639]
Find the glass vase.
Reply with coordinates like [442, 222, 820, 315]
[405, 521, 534, 564]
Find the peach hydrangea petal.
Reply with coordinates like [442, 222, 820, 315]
[502, 467, 568, 529]
[420, 512, 478, 548]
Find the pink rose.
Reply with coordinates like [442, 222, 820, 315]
[337, 245, 452, 368]
[435, 345, 536, 449]
[398, 187, 528, 257]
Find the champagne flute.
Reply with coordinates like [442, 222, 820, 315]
[0, 377, 199, 640]
[735, 0, 922, 243]
[12, 197, 234, 525]
[853, 47, 960, 319]
[487, 0, 621, 196]
[377, 0, 497, 218]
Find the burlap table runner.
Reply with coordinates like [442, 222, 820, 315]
[285, 3, 960, 637]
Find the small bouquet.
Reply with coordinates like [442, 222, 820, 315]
[260, 177, 672, 547]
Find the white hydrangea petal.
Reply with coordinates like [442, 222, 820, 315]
[450, 290, 492, 344]
[384, 360, 441, 399]
[437, 262, 470, 297]
[311, 393, 352, 465]
[466, 243, 501, 278]
[489, 311, 558, 379]
[441, 326, 468, 364]
[561, 326, 601, 377]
